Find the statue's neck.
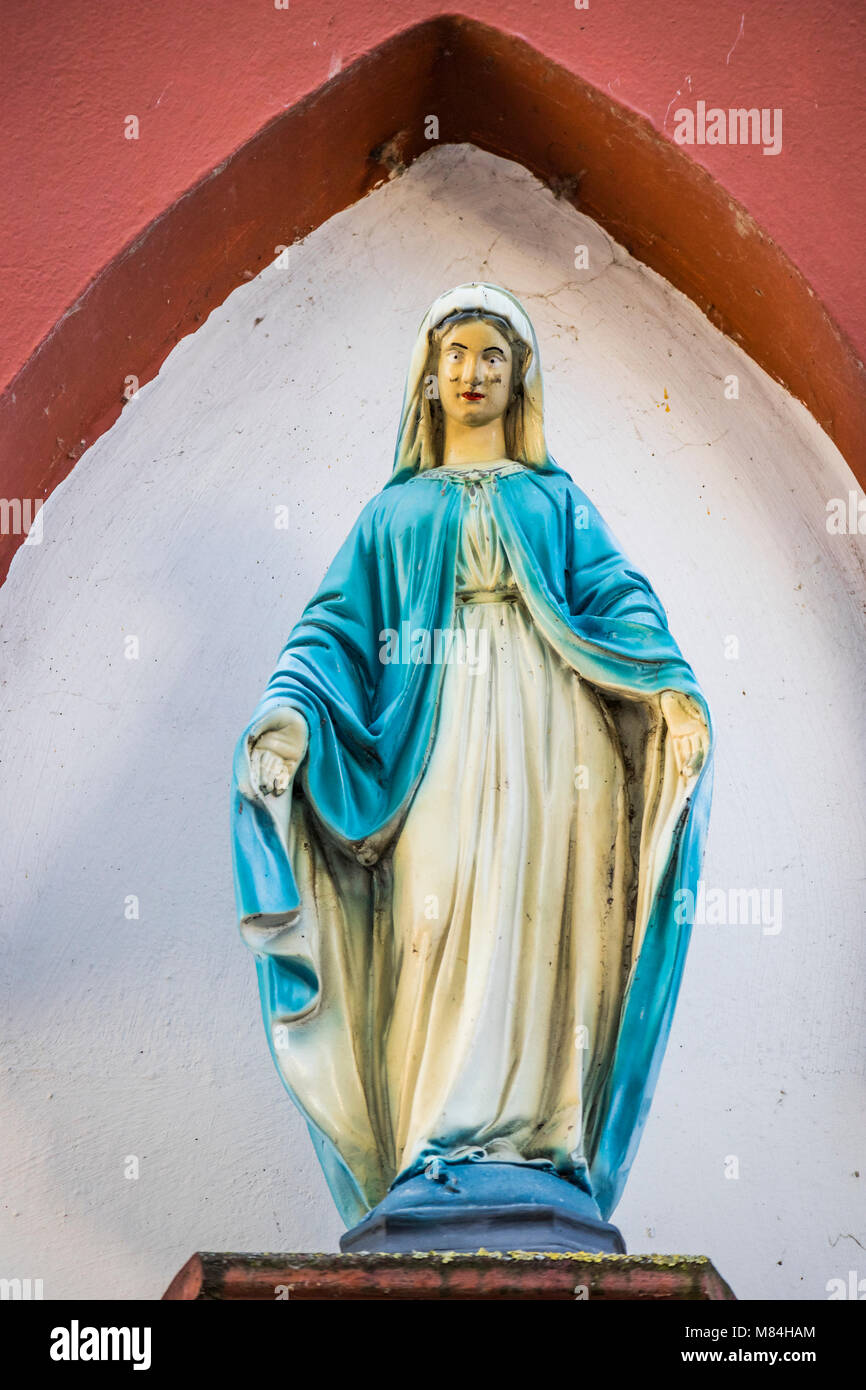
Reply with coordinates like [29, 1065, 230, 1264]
[441, 418, 507, 468]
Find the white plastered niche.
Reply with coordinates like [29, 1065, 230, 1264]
[1, 144, 864, 1300]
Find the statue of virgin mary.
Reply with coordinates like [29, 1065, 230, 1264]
[231, 283, 713, 1253]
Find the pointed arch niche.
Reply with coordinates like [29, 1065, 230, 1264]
[1, 28, 865, 1299]
[1, 15, 864, 584]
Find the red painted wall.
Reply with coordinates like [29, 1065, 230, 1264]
[3, 1, 864, 409]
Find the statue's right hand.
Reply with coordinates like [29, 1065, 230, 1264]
[249, 712, 309, 797]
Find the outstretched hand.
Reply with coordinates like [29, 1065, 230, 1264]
[660, 689, 709, 782]
[249, 712, 309, 797]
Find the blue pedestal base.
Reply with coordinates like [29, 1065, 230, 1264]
[339, 1160, 626, 1255]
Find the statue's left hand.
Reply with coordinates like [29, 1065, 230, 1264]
[660, 689, 709, 781]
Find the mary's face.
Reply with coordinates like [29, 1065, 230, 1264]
[436, 319, 513, 430]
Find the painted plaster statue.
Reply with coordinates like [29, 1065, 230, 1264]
[231, 283, 713, 1252]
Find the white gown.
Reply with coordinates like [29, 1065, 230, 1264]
[385, 463, 632, 1191]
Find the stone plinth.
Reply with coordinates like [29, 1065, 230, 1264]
[163, 1252, 736, 1301]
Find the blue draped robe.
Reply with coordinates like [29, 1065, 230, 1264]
[231, 459, 713, 1221]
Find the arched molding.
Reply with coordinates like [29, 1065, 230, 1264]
[2, 15, 862, 582]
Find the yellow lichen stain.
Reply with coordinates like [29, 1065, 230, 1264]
[656, 387, 671, 413]
[354, 1250, 708, 1268]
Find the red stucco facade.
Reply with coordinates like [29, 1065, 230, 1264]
[2, 2, 864, 580]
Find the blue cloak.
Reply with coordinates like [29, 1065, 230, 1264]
[231, 459, 713, 1221]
